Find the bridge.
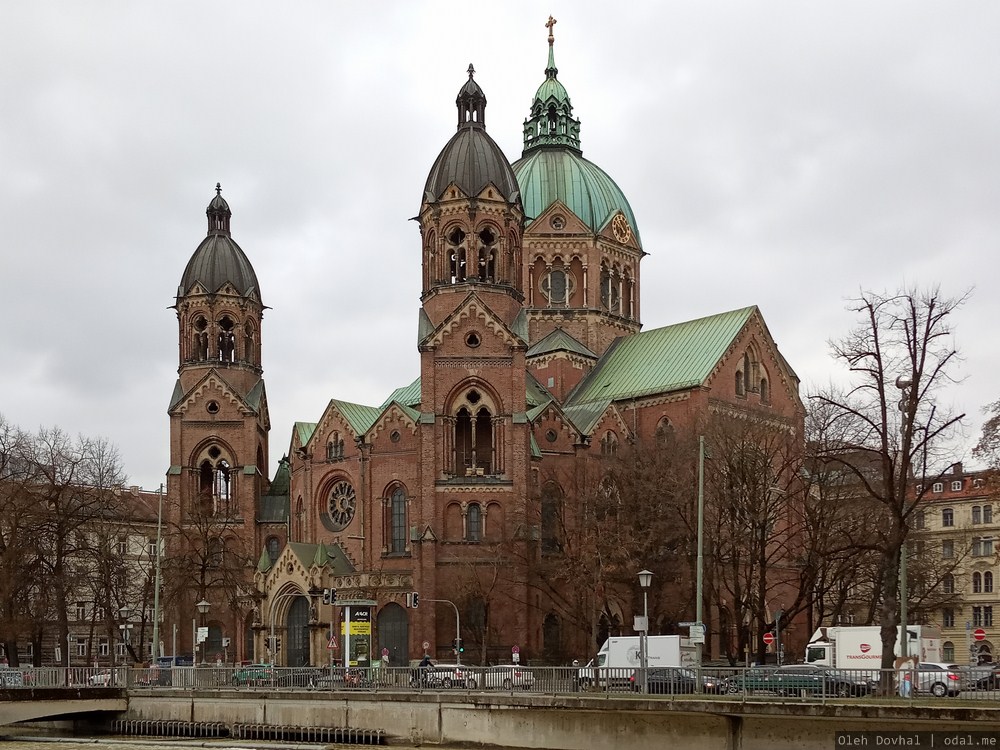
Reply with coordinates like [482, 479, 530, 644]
[0, 687, 126, 726]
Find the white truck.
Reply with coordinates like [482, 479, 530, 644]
[578, 635, 695, 687]
[804, 625, 942, 674]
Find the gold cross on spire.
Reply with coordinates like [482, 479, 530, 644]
[546, 15, 557, 45]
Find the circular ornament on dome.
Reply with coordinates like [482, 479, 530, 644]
[611, 214, 632, 243]
[550, 214, 566, 230]
[327, 481, 357, 531]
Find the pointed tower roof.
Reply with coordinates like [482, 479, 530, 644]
[512, 21, 640, 241]
[423, 66, 521, 204]
[177, 184, 262, 300]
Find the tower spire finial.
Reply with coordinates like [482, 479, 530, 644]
[467, 63, 475, 79]
[215, 182, 222, 196]
[546, 15, 557, 45]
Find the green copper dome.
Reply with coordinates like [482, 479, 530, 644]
[512, 25, 639, 242]
[512, 150, 639, 242]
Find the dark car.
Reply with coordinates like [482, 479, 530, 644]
[631, 667, 711, 694]
[772, 664, 866, 698]
[974, 664, 1000, 691]
[276, 667, 325, 687]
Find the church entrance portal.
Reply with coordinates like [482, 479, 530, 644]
[377, 603, 409, 666]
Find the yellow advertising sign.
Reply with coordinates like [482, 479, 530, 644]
[341, 621, 372, 636]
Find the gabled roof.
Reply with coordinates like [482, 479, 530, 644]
[563, 400, 612, 435]
[295, 421, 317, 448]
[332, 399, 382, 436]
[381, 377, 421, 409]
[526, 328, 597, 360]
[568, 306, 757, 405]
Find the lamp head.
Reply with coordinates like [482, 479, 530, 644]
[196, 599, 211, 615]
[638, 569, 653, 589]
[895, 375, 913, 390]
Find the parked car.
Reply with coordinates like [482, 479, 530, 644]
[430, 663, 478, 689]
[88, 669, 113, 686]
[231, 663, 275, 686]
[914, 662, 962, 697]
[630, 667, 701, 694]
[276, 667, 325, 687]
[0, 668, 25, 687]
[772, 664, 870, 697]
[481, 665, 535, 690]
[973, 663, 1000, 690]
[724, 667, 780, 695]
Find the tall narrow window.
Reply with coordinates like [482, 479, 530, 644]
[390, 488, 407, 554]
[266, 536, 280, 564]
[448, 228, 467, 283]
[986, 572, 994, 593]
[974, 572, 983, 593]
[986, 505, 994, 523]
[974, 506, 982, 524]
[942, 508, 954, 527]
[467, 503, 482, 542]
[477, 228, 497, 282]
[217, 315, 236, 363]
[943, 573, 955, 594]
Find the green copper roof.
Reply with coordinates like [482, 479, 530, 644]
[568, 306, 757, 405]
[332, 399, 381, 436]
[563, 400, 611, 435]
[512, 149, 640, 242]
[295, 422, 317, 448]
[526, 328, 597, 359]
[514, 29, 639, 242]
[382, 377, 421, 409]
[256, 547, 272, 574]
[522, 28, 581, 154]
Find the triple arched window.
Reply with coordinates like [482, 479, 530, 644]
[197, 446, 234, 518]
[448, 387, 501, 477]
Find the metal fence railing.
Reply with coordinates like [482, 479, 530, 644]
[7, 663, 1000, 702]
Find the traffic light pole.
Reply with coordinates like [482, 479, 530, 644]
[424, 599, 461, 666]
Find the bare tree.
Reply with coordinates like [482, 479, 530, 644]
[812, 287, 967, 674]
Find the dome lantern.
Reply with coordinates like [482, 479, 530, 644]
[521, 15, 582, 156]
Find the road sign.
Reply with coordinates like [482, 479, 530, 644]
[328, 637, 338, 650]
[382, 647, 389, 657]
[512, 644, 520, 654]
[422, 640, 430, 651]
[679, 621, 699, 627]
[974, 628, 987, 641]
[763, 632, 775, 645]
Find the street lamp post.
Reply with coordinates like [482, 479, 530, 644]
[195, 599, 210, 665]
[896, 375, 912, 659]
[696, 435, 706, 670]
[118, 605, 133, 664]
[638, 570, 652, 695]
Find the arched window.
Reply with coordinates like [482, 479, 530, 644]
[467, 503, 482, 542]
[986, 505, 994, 523]
[477, 227, 497, 282]
[452, 388, 495, 476]
[943, 573, 955, 594]
[327, 432, 345, 461]
[197, 451, 233, 517]
[986, 572, 995, 593]
[217, 315, 236, 363]
[654, 418, 673, 445]
[389, 487, 407, 554]
[974, 572, 983, 593]
[743, 353, 751, 395]
[600, 263, 620, 314]
[208, 537, 224, 568]
[735, 370, 745, 396]
[266, 536, 280, 564]
[448, 227, 467, 283]
[942, 508, 954, 527]
[601, 431, 618, 456]
[193, 316, 209, 360]
[914, 510, 926, 530]
[541, 484, 562, 554]
[974, 506, 982, 524]
[943, 641, 955, 661]
[760, 377, 769, 403]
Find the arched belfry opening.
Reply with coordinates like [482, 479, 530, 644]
[445, 386, 504, 478]
[193, 444, 236, 518]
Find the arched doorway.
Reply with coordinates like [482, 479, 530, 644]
[542, 613, 561, 663]
[285, 597, 311, 666]
[377, 603, 409, 666]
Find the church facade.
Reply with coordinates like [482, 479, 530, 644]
[166, 25, 804, 668]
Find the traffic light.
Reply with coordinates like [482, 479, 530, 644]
[322, 588, 330, 605]
[452, 638, 464, 653]
[411, 591, 419, 609]
[322, 588, 337, 605]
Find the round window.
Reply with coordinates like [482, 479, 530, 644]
[208, 446, 221, 459]
[206, 400, 220, 414]
[390, 430, 401, 443]
[545, 429, 558, 443]
[550, 215, 566, 230]
[466, 332, 481, 348]
[327, 481, 357, 531]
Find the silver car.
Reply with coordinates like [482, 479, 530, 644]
[914, 662, 963, 697]
[481, 664, 535, 690]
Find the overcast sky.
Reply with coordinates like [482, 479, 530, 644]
[2, 2, 997, 490]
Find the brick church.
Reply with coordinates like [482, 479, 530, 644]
[165, 23, 804, 668]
